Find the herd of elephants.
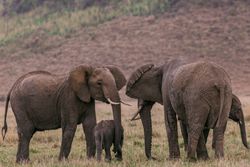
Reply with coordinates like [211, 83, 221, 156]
[1, 58, 249, 163]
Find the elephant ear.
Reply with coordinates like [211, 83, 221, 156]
[69, 65, 93, 102]
[105, 66, 126, 90]
[229, 94, 242, 121]
[126, 64, 154, 92]
[232, 94, 241, 107]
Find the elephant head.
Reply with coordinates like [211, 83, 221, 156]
[69, 64, 126, 154]
[229, 94, 249, 149]
[126, 64, 163, 103]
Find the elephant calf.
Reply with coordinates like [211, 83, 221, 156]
[94, 120, 124, 162]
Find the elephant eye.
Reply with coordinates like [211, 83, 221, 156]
[97, 80, 102, 86]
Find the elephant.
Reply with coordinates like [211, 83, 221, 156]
[1, 65, 126, 163]
[94, 120, 124, 162]
[132, 93, 249, 160]
[179, 94, 249, 153]
[126, 59, 233, 160]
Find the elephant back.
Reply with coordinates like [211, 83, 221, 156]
[172, 61, 231, 94]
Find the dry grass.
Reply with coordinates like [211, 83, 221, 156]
[0, 96, 250, 167]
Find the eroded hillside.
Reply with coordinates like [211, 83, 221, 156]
[0, 1, 250, 99]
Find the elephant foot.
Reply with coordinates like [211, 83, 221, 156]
[105, 158, 111, 162]
[168, 153, 180, 160]
[87, 153, 95, 159]
[149, 156, 157, 161]
[197, 151, 209, 161]
[186, 156, 197, 162]
[58, 156, 68, 161]
[115, 152, 122, 161]
[167, 156, 180, 161]
[115, 156, 122, 161]
[215, 152, 224, 159]
[87, 155, 95, 160]
[146, 155, 157, 161]
[16, 157, 30, 164]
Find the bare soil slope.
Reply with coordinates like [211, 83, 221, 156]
[0, 1, 250, 99]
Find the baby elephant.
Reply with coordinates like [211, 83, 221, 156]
[94, 120, 124, 162]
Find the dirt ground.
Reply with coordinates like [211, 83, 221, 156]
[0, 1, 250, 100]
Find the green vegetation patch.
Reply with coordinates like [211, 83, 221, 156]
[0, 0, 170, 47]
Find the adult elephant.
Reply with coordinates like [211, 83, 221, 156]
[126, 59, 233, 160]
[179, 94, 249, 153]
[131, 94, 249, 160]
[2, 65, 126, 163]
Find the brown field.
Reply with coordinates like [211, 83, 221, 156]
[1, 1, 250, 98]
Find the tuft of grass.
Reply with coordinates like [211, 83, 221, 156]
[0, 0, 170, 47]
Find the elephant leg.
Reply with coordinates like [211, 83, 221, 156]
[187, 124, 204, 161]
[196, 132, 209, 160]
[180, 121, 188, 151]
[14, 108, 35, 163]
[164, 103, 180, 159]
[82, 101, 97, 159]
[95, 135, 102, 161]
[59, 109, 78, 160]
[16, 126, 35, 163]
[59, 124, 77, 160]
[213, 123, 227, 158]
[196, 128, 209, 160]
[186, 101, 209, 161]
[181, 122, 209, 158]
[104, 145, 112, 162]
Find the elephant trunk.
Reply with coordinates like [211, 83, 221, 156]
[238, 110, 249, 149]
[112, 104, 122, 157]
[230, 107, 249, 149]
[139, 101, 155, 159]
[229, 94, 249, 149]
[239, 121, 249, 149]
[103, 83, 123, 158]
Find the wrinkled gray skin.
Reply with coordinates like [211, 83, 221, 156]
[126, 59, 233, 160]
[94, 120, 124, 162]
[135, 94, 249, 160]
[180, 94, 249, 154]
[2, 65, 126, 163]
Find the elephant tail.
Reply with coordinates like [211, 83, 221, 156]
[216, 85, 225, 128]
[2, 89, 11, 141]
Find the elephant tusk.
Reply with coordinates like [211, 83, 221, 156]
[131, 106, 143, 121]
[131, 112, 140, 121]
[120, 100, 132, 106]
[107, 98, 120, 105]
[133, 116, 141, 121]
[239, 121, 242, 125]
